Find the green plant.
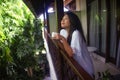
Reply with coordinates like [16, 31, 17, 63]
[14, 19, 45, 80]
[0, 0, 46, 79]
[97, 69, 112, 80]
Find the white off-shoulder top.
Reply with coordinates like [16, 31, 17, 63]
[60, 29, 94, 77]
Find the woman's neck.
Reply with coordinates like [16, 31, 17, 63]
[65, 28, 70, 34]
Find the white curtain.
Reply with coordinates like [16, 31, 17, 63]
[109, 0, 117, 59]
[89, 0, 107, 54]
[89, 0, 100, 49]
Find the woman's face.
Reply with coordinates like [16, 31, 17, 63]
[61, 14, 70, 29]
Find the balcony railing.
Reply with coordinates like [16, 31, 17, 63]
[44, 31, 94, 80]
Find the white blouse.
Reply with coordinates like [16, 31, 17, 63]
[60, 29, 94, 77]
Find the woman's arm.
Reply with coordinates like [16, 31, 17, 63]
[60, 36, 73, 57]
[53, 33, 73, 57]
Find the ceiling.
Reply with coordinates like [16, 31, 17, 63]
[23, 0, 94, 17]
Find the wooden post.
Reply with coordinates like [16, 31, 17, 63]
[54, 0, 64, 32]
[43, 0, 50, 33]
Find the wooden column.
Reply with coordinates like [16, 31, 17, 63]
[54, 0, 64, 32]
[105, 0, 110, 62]
[53, 1, 64, 80]
[43, 0, 50, 33]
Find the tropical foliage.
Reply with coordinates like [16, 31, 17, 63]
[0, 0, 45, 79]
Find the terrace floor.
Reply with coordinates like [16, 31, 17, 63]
[92, 52, 120, 80]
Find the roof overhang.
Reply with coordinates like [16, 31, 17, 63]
[23, 0, 54, 17]
[22, 0, 75, 18]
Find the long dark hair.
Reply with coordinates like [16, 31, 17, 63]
[64, 11, 86, 45]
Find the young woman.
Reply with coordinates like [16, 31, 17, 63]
[53, 11, 94, 77]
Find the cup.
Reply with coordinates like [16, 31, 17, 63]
[51, 32, 58, 37]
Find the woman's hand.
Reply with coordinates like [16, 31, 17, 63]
[52, 33, 61, 40]
[52, 33, 73, 57]
[52, 32, 63, 40]
[52, 33, 67, 43]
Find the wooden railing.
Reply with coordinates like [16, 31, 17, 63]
[44, 32, 94, 80]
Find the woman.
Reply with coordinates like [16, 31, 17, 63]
[53, 11, 94, 77]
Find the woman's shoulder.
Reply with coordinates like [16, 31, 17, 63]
[60, 29, 68, 38]
[72, 30, 80, 36]
[60, 29, 66, 32]
[60, 29, 67, 34]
